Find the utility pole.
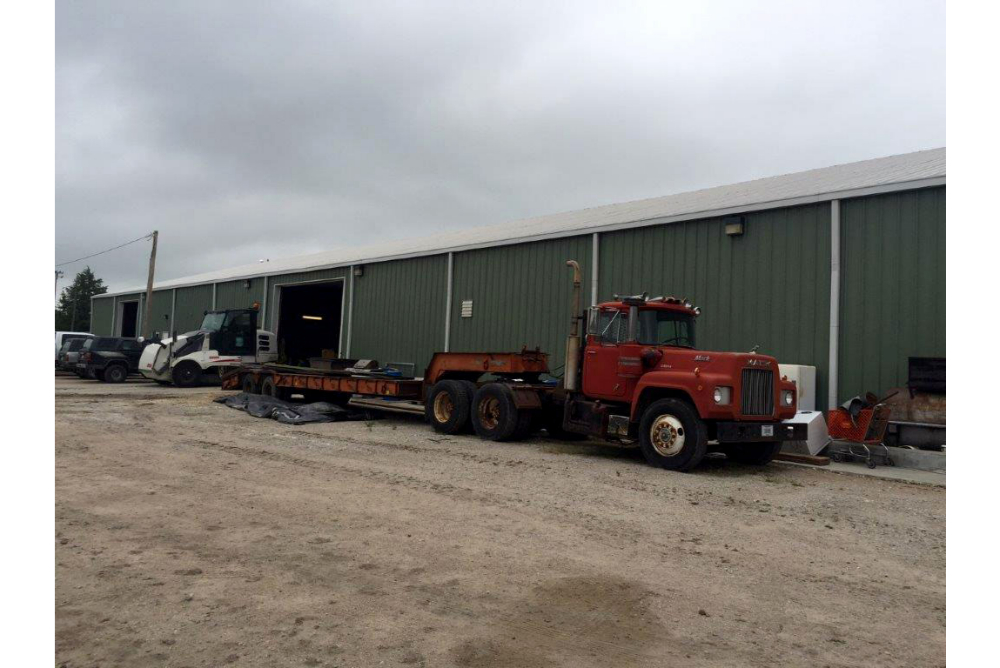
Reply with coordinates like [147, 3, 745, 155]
[141, 231, 158, 340]
[55, 269, 64, 304]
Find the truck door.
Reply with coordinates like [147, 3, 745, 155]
[218, 310, 257, 357]
[582, 308, 628, 399]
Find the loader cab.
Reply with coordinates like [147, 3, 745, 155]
[200, 308, 258, 356]
[582, 298, 698, 401]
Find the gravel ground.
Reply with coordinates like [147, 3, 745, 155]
[55, 376, 945, 667]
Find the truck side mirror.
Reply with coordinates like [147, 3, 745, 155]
[586, 307, 600, 337]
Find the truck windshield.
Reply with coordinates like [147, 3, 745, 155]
[637, 310, 696, 348]
[201, 312, 226, 332]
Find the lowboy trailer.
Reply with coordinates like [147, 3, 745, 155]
[223, 260, 806, 471]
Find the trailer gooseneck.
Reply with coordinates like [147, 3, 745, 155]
[224, 260, 805, 471]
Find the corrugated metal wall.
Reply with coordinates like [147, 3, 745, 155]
[838, 186, 946, 403]
[149, 290, 174, 334]
[351, 255, 448, 373]
[91, 297, 113, 336]
[85, 185, 944, 406]
[599, 202, 832, 405]
[267, 267, 349, 332]
[450, 236, 594, 374]
[215, 278, 265, 312]
[174, 284, 215, 332]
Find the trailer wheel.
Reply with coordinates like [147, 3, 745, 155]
[724, 441, 782, 466]
[471, 383, 522, 442]
[260, 375, 284, 400]
[104, 363, 128, 384]
[638, 398, 708, 471]
[241, 374, 259, 394]
[172, 361, 202, 388]
[425, 380, 474, 434]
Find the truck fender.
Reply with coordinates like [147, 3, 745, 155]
[631, 371, 701, 421]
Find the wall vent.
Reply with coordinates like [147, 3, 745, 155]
[461, 300, 473, 318]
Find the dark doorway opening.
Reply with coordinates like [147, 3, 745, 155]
[277, 281, 344, 366]
[120, 301, 138, 338]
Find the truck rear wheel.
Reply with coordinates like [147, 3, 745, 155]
[638, 398, 708, 471]
[724, 441, 782, 466]
[425, 380, 475, 434]
[471, 383, 522, 442]
[172, 361, 202, 388]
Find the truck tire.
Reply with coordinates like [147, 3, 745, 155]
[172, 361, 202, 388]
[638, 398, 708, 472]
[104, 363, 128, 383]
[425, 380, 475, 434]
[725, 441, 782, 466]
[471, 383, 522, 442]
[260, 375, 287, 400]
[241, 374, 259, 394]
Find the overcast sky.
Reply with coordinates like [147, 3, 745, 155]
[55, 0, 944, 293]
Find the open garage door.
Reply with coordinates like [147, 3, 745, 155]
[118, 300, 139, 338]
[275, 281, 344, 366]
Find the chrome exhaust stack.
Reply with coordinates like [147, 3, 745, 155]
[564, 260, 582, 391]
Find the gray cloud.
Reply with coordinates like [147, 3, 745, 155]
[56, 0, 945, 292]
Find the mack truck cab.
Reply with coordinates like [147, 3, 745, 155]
[139, 307, 277, 387]
[562, 290, 800, 470]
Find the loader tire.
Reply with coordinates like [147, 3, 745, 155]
[425, 380, 475, 434]
[172, 361, 202, 388]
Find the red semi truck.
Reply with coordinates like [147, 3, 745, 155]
[224, 260, 804, 471]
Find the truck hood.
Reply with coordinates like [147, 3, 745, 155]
[652, 347, 780, 372]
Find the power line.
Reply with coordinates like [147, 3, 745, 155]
[55, 232, 154, 268]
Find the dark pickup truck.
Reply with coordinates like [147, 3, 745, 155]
[78, 337, 145, 382]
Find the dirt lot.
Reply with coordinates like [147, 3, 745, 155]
[55, 376, 945, 667]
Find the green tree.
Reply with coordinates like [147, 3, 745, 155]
[55, 267, 107, 332]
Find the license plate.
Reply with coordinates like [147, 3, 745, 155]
[761, 425, 774, 437]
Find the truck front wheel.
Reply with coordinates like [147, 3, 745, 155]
[638, 398, 708, 472]
[724, 441, 782, 466]
[172, 361, 202, 388]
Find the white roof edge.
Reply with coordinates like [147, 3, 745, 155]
[100, 148, 945, 298]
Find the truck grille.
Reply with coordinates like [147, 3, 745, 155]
[741, 368, 774, 416]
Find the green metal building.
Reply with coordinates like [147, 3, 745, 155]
[92, 148, 945, 407]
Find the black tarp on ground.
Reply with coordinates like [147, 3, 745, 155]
[214, 393, 380, 425]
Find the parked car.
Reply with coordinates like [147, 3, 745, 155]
[55, 331, 92, 366]
[57, 338, 90, 371]
[77, 337, 145, 382]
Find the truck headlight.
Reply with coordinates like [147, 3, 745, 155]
[782, 390, 795, 406]
[713, 386, 732, 404]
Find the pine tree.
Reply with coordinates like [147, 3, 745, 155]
[55, 267, 108, 332]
